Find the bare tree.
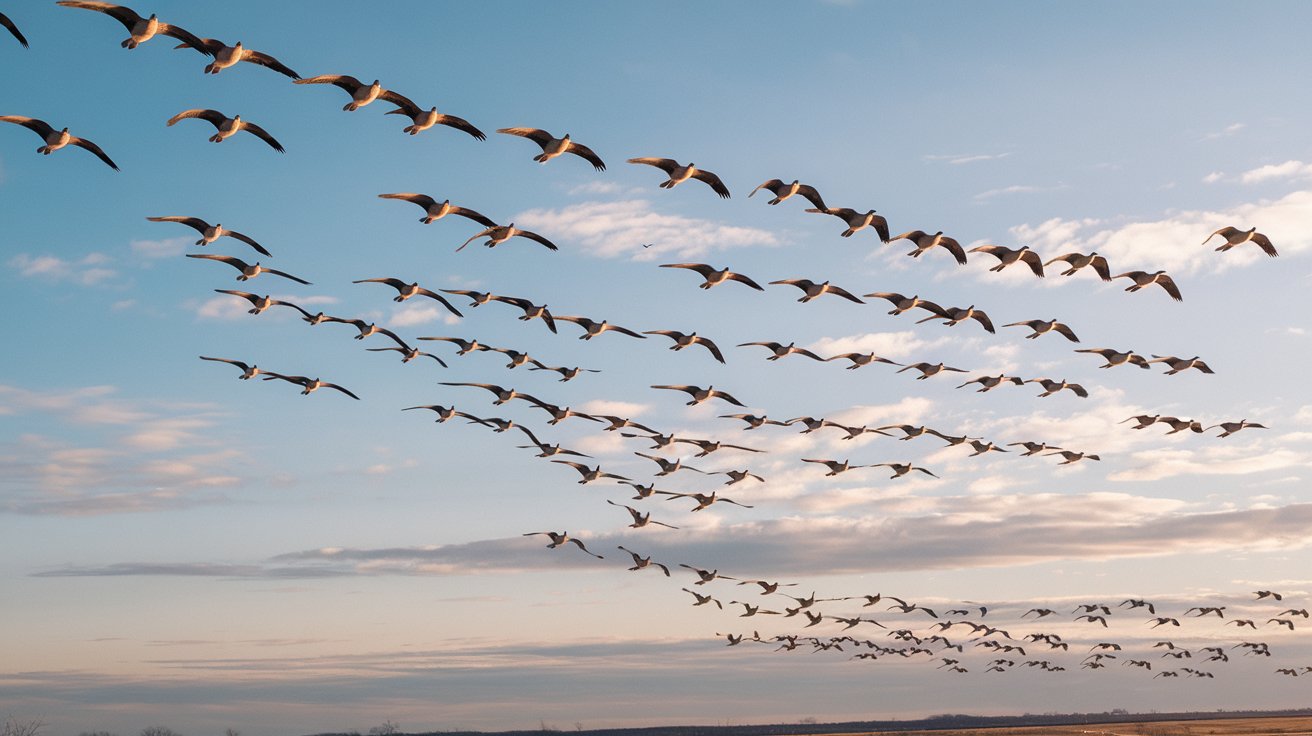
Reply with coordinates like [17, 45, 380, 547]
[2, 717, 45, 736]
[140, 727, 181, 736]
[367, 722, 399, 736]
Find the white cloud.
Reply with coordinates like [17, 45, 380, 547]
[9, 252, 116, 285]
[806, 331, 946, 360]
[1201, 122, 1246, 141]
[974, 184, 1066, 200]
[1239, 160, 1312, 185]
[130, 236, 190, 259]
[195, 294, 254, 321]
[1201, 171, 1225, 184]
[389, 304, 459, 328]
[578, 400, 651, 417]
[925, 152, 1013, 165]
[1109, 446, 1311, 483]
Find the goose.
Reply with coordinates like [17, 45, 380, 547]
[716, 470, 764, 487]
[1114, 270, 1183, 301]
[522, 531, 603, 559]
[1075, 615, 1109, 627]
[1022, 608, 1057, 618]
[186, 254, 309, 284]
[1008, 441, 1063, 456]
[878, 424, 936, 441]
[1044, 251, 1112, 280]
[172, 38, 300, 79]
[403, 405, 483, 424]
[679, 564, 736, 585]
[886, 597, 938, 618]
[377, 193, 496, 226]
[607, 500, 677, 529]
[381, 92, 485, 138]
[1004, 319, 1079, 342]
[352, 278, 462, 316]
[524, 401, 603, 426]
[659, 263, 763, 290]
[1184, 606, 1226, 618]
[919, 305, 995, 333]
[1149, 617, 1181, 628]
[595, 415, 658, 434]
[627, 158, 730, 197]
[281, 303, 336, 326]
[0, 116, 118, 169]
[550, 460, 630, 485]
[199, 355, 265, 380]
[967, 440, 1008, 456]
[261, 373, 359, 399]
[1255, 590, 1283, 601]
[485, 295, 558, 333]
[555, 315, 645, 340]
[897, 362, 968, 380]
[769, 279, 864, 304]
[889, 230, 968, 264]
[620, 481, 661, 500]
[498, 128, 605, 171]
[682, 589, 722, 608]
[872, 462, 939, 479]
[527, 362, 601, 382]
[956, 374, 1024, 392]
[719, 413, 788, 430]
[968, 244, 1045, 276]
[1, 11, 27, 47]
[643, 330, 726, 363]
[616, 546, 671, 575]
[1147, 355, 1214, 375]
[651, 384, 745, 407]
[212, 289, 307, 316]
[864, 292, 949, 317]
[457, 223, 558, 252]
[1206, 419, 1267, 438]
[1203, 226, 1278, 257]
[438, 290, 498, 309]
[1278, 608, 1310, 618]
[823, 422, 891, 440]
[729, 601, 779, 617]
[826, 353, 902, 370]
[438, 382, 541, 406]
[1158, 417, 1205, 434]
[166, 109, 284, 152]
[802, 458, 868, 476]
[749, 179, 826, 209]
[672, 438, 762, 457]
[1120, 599, 1156, 614]
[737, 579, 797, 595]
[1025, 378, 1089, 398]
[293, 75, 410, 112]
[414, 336, 490, 356]
[464, 415, 519, 434]
[806, 207, 890, 241]
[490, 347, 536, 370]
[513, 426, 589, 458]
[1120, 414, 1161, 429]
[365, 346, 447, 366]
[56, 1, 201, 49]
[634, 452, 706, 477]
[1045, 450, 1101, 465]
[326, 318, 408, 347]
[1076, 347, 1150, 369]
[737, 341, 824, 361]
[146, 216, 270, 256]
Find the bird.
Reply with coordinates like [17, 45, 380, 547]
[415, 336, 491, 356]
[956, 375, 1024, 392]
[889, 230, 968, 264]
[514, 426, 589, 458]
[186, 255, 309, 284]
[1045, 450, 1101, 465]
[737, 580, 797, 595]
[293, 75, 409, 112]
[673, 438, 762, 457]
[1113, 270, 1183, 301]
[488, 295, 558, 333]
[659, 263, 763, 290]
[1206, 420, 1267, 438]
[643, 331, 726, 363]
[146, 216, 270, 256]
[438, 382, 539, 406]
[607, 500, 677, 529]
[326, 319, 407, 347]
[1025, 378, 1089, 398]
[522, 531, 603, 559]
[682, 589, 722, 609]
[898, 362, 968, 380]
[1, 11, 28, 47]
[555, 316, 645, 340]
[381, 92, 485, 138]
[616, 546, 671, 575]
[1120, 414, 1161, 429]
[737, 341, 824, 362]
[1255, 590, 1284, 601]
[806, 208, 890, 241]
[172, 37, 300, 79]
[651, 384, 745, 407]
[872, 463, 938, 479]
[550, 460, 629, 485]
[199, 355, 265, 380]
[212, 289, 307, 316]
[627, 158, 730, 197]
[497, 128, 605, 171]
[56, 1, 203, 49]
[749, 179, 826, 209]
[968, 245, 1045, 277]
[490, 347, 537, 370]
[919, 305, 995, 333]
[528, 363, 601, 382]
[1004, 319, 1079, 342]
[457, 224, 558, 252]
[365, 346, 447, 367]
[166, 109, 284, 152]
[802, 459, 868, 476]
[401, 405, 474, 424]
[719, 414, 789, 430]
[377, 193, 496, 226]
[1147, 355, 1214, 375]
[1203, 226, 1278, 257]
[768, 279, 865, 304]
[864, 292, 949, 318]
[679, 564, 736, 585]
[879, 425, 937, 441]
[967, 440, 1008, 456]
[1157, 417, 1205, 434]
[715, 470, 764, 487]
[826, 353, 902, 370]
[352, 278, 462, 316]
[261, 373, 359, 399]
[0, 116, 118, 169]
[1076, 347, 1150, 369]
[634, 452, 706, 477]
[1149, 617, 1181, 628]
[1043, 251, 1112, 280]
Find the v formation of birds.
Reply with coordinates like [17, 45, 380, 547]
[4, 1, 1304, 686]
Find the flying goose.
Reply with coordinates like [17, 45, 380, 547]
[1206, 419, 1267, 438]
[378, 193, 496, 226]
[968, 244, 1045, 277]
[1, 11, 27, 47]
[166, 109, 284, 152]
[607, 500, 678, 529]
[212, 289, 307, 315]
[897, 362, 968, 380]
[1120, 599, 1156, 614]
[957, 375, 1024, 392]
[522, 531, 603, 558]
[327, 318, 407, 347]
[659, 263, 763, 290]
[651, 384, 745, 407]
[783, 416, 828, 433]
[1045, 450, 1101, 465]
[769, 279, 865, 304]
[497, 128, 605, 171]
[719, 413, 789, 430]
[634, 452, 706, 477]
[1004, 319, 1079, 342]
[643, 330, 726, 363]
[615, 546, 671, 575]
[749, 179, 827, 209]
[682, 589, 722, 608]
[550, 460, 629, 485]
[1025, 378, 1089, 398]
[555, 315, 645, 340]
[293, 75, 411, 111]
[1076, 347, 1150, 369]
[627, 158, 730, 197]
[864, 292, 949, 317]
[802, 458, 868, 476]
[56, 1, 201, 49]
[889, 230, 968, 264]
[438, 382, 541, 406]
[146, 216, 270, 256]
[261, 373, 359, 399]
[1043, 251, 1111, 280]
[1113, 270, 1183, 301]
[737, 341, 824, 362]
[1203, 226, 1278, 257]
[0, 116, 118, 169]
[1255, 590, 1283, 601]
[826, 353, 902, 370]
[595, 415, 658, 434]
[873, 462, 939, 479]
[1008, 441, 1063, 456]
[1120, 414, 1161, 429]
[199, 355, 265, 380]
[524, 400, 603, 426]
[382, 92, 485, 138]
[823, 422, 890, 440]
[1158, 417, 1205, 434]
[717, 469, 765, 486]
[187, 254, 309, 284]
[365, 346, 447, 366]
[457, 223, 558, 252]
[965, 440, 1008, 456]
[527, 362, 600, 382]
[878, 424, 936, 441]
[680, 564, 736, 585]
[352, 278, 462, 316]
[490, 347, 536, 369]
[673, 438, 762, 457]
[415, 336, 491, 355]
[919, 305, 995, 333]
[484, 295, 558, 333]
[514, 426, 590, 458]
[1147, 355, 1214, 375]
[806, 208, 890, 240]
[173, 38, 300, 79]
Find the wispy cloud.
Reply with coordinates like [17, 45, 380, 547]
[975, 184, 1066, 200]
[1201, 122, 1245, 141]
[9, 252, 116, 285]
[806, 331, 947, 360]
[130, 236, 190, 259]
[925, 152, 1013, 165]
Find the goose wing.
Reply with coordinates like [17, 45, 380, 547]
[378, 89, 420, 115]
[379, 192, 436, 210]
[157, 23, 204, 50]
[826, 284, 865, 304]
[68, 135, 119, 170]
[1250, 232, 1279, 257]
[167, 108, 227, 128]
[224, 230, 271, 256]
[294, 74, 365, 93]
[239, 121, 285, 153]
[213, 288, 262, 306]
[244, 49, 301, 79]
[726, 271, 765, 290]
[1052, 322, 1080, 342]
[147, 215, 209, 233]
[795, 184, 827, 209]
[514, 228, 559, 251]
[1155, 274, 1183, 301]
[809, 206, 857, 220]
[173, 36, 223, 56]
[497, 127, 554, 148]
[749, 178, 786, 198]
[691, 168, 731, 198]
[0, 11, 28, 47]
[261, 267, 311, 285]
[416, 289, 464, 317]
[322, 382, 361, 400]
[627, 156, 679, 174]
[0, 115, 55, 139]
[970, 310, 996, 333]
[187, 253, 248, 271]
[448, 206, 497, 227]
[939, 236, 968, 265]
[695, 336, 726, 364]
[199, 355, 251, 372]
[456, 225, 498, 252]
[354, 277, 409, 291]
[55, 1, 141, 31]
[566, 140, 606, 171]
[435, 113, 486, 140]
[1020, 249, 1045, 276]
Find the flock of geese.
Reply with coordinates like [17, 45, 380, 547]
[6, 0, 1304, 689]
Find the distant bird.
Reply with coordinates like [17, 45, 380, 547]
[293, 75, 408, 111]
[659, 490, 754, 511]
[616, 546, 671, 575]
[556, 315, 645, 340]
[674, 438, 762, 457]
[365, 345, 447, 366]
[659, 263, 764, 290]
[1206, 420, 1267, 438]
[528, 363, 601, 382]
[172, 37, 300, 79]
[439, 382, 540, 406]
[644, 330, 726, 363]
[1046, 450, 1101, 465]
[682, 588, 722, 608]
[1255, 590, 1284, 601]
[716, 470, 765, 487]
[628, 158, 730, 198]
[166, 109, 284, 152]
[873, 462, 938, 480]
[652, 384, 745, 407]
[967, 440, 1008, 457]
[1, 11, 28, 47]
[1004, 319, 1079, 342]
[920, 305, 995, 333]
[634, 452, 706, 477]
[898, 362, 968, 380]
[737, 341, 824, 362]
[377, 193, 496, 226]
[199, 355, 264, 380]
[187, 254, 309, 284]
[261, 373, 359, 399]
[212, 289, 306, 316]
[826, 353, 902, 370]
[1158, 417, 1205, 435]
[749, 179, 826, 209]
[680, 564, 736, 585]
[457, 224, 558, 252]
[864, 292, 949, 317]
[381, 92, 485, 138]
[415, 336, 490, 356]
[806, 208, 890, 241]
[146, 216, 270, 256]
[1149, 617, 1182, 628]
[802, 458, 868, 476]
[968, 244, 1045, 277]
[889, 230, 968, 264]
[402, 405, 469, 424]
[1121, 414, 1161, 429]
[522, 531, 603, 559]
[1203, 226, 1278, 257]
[352, 278, 462, 316]
[550, 460, 629, 485]
[1120, 599, 1157, 615]
[607, 500, 677, 529]
[1044, 251, 1112, 280]
[56, 1, 201, 49]
[879, 425, 936, 441]
[719, 414, 789, 430]
[1076, 347, 1150, 369]
[957, 375, 1024, 392]
[328, 319, 407, 347]
[1026, 378, 1089, 398]
[498, 128, 605, 171]
[1114, 270, 1183, 301]
[489, 295, 558, 333]
[514, 426, 589, 458]
[0, 116, 118, 169]
[769, 279, 865, 304]
[1148, 355, 1214, 375]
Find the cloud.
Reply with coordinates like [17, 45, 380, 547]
[578, 399, 651, 417]
[130, 236, 190, 259]
[974, 184, 1066, 200]
[388, 304, 460, 328]
[1202, 122, 1245, 140]
[1239, 160, 1312, 184]
[512, 199, 779, 260]
[1109, 446, 1311, 483]
[924, 152, 1012, 165]
[806, 331, 947, 360]
[1201, 171, 1225, 184]
[9, 252, 116, 285]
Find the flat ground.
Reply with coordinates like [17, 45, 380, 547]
[801, 716, 1312, 736]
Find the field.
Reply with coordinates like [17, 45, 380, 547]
[809, 716, 1312, 736]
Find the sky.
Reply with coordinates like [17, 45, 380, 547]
[3, 1, 1312, 734]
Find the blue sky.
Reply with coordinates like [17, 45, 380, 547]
[3, 1, 1312, 734]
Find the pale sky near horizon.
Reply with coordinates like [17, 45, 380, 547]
[3, 1, 1312, 734]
